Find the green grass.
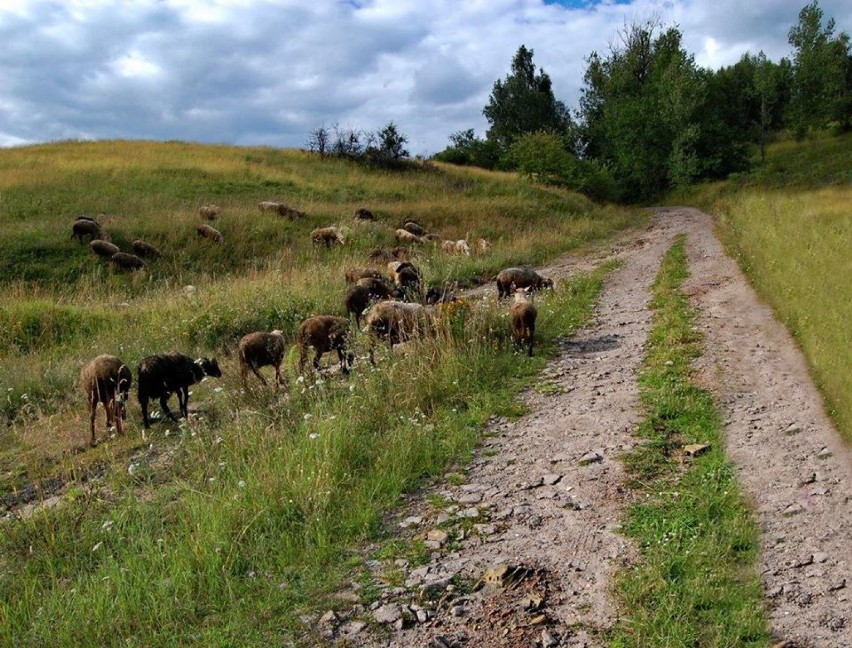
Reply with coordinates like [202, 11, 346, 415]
[672, 131, 852, 440]
[0, 139, 635, 646]
[611, 237, 770, 648]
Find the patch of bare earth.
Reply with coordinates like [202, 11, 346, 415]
[669, 206, 851, 647]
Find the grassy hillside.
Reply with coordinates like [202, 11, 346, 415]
[0, 140, 637, 645]
[674, 132, 851, 440]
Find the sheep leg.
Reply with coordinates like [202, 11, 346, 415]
[140, 397, 151, 429]
[298, 346, 308, 374]
[160, 395, 178, 422]
[273, 363, 283, 388]
[89, 403, 98, 447]
[179, 387, 190, 418]
[336, 348, 349, 375]
[313, 350, 323, 371]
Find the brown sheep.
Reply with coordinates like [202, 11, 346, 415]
[238, 330, 286, 387]
[363, 300, 433, 364]
[137, 354, 221, 428]
[276, 204, 306, 219]
[311, 226, 345, 247]
[510, 288, 538, 357]
[496, 267, 553, 300]
[368, 247, 413, 264]
[354, 208, 375, 220]
[80, 354, 132, 447]
[344, 284, 373, 326]
[344, 266, 384, 284]
[421, 233, 442, 242]
[395, 229, 421, 245]
[356, 276, 393, 299]
[296, 316, 354, 374]
[110, 253, 147, 271]
[402, 221, 427, 236]
[197, 224, 224, 244]
[132, 240, 162, 258]
[387, 261, 422, 300]
[72, 218, 104, 243]
[90, 239, 120, 258]
[199, 204, 220, 219]
[258, 201, 282, 213]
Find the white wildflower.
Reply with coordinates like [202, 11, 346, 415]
[309, 433, 319, 440]
[91, 542, 103, 552]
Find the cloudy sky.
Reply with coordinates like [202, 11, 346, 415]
[1, 0, 850, 154]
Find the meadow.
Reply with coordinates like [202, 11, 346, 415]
[0, 140, 637, 645]
[676, 131, 851, 440]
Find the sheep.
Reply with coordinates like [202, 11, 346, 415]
[475, 238, 490, 254]
[421, 233, 442, 242]
[395, 229, 422, 245]
[237, 330, 286, 387]
[71, 218, 104, 243]
[311, 226, 345, 247]
[356, 276, 393, 299]
[259, 201, 281, 213]
[132, 239, 162, 258]
[402, 221, 427, 236]
[137, 354, 222, 428]
[344, 284, 373, 326]
[424, 286, 457, 305]
[363, 300, 433, 364]
[276, 204, 306, 219]
[440, 240, 455, 253]
[80, 354, 132, 447]
[354, 208, 375, 220]
[296, 316, 354, 374]
[454, 240, 471, 256]
[510, 288, 538, 357]
[344, 266, 385, 284]
[110, 252, 147, 271]
[495, 266, 554, 300]
[368, 247, 413, 264]
[387, 261, 422, 297]
[89, 239, 120, 258]
[197, 224, 224, 244]
[199, 204, 220, 219]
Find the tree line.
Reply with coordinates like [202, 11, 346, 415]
[435, 1, 851, 202]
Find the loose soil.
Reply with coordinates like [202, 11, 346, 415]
[327, 208, 850, 648]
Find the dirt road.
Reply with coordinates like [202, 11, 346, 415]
[325, 208, 849, 647]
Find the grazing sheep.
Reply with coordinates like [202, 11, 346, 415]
[356, 276, 393, 299]
[368, 247, 412, 264]
[258, 201, 281, 213]
[344, 284, 373, 326]
[89, 239, 120, 258]
[296, 316, 354, 374]
[199, 204, 220, 219]
[440, 240, 455, 253]
[238, 330, 286, 387]
[395, 229, 421, 245]
[495, 267, 554, 300]
[311, 226, 345, 247]
[363, 300, 433, 364]
[421, 233, 442, 242]
[71, 218, 104, 243]
[344, 266, 384, 284]
[454, 240, 471, 256]
[425, 286, 457, 305]
[132, 239, 162, 258]
[510, 288, 538, 357]
[387, 261, 422, 300]
[197, 224, 224, 244]
[402, 221, 427, 236]
[276, 204, 306, 219]
[80, 354, 132, 447]
[110, 252, 147, 271]
[475, 238, 490, 254]
[137, 354, 222, 428]
[354, 208, 375, 220]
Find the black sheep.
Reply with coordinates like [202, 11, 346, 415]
[137, 353, 221, 428]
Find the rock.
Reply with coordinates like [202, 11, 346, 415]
[783, 503, 805, 516]
[828, 578, 846, 592]
[373, 603, 401, 624]
[541, 629, 559, 647]
[435, 513, 451, 525]
[784, 423, 801, 435]
[427, 529, 449, 545]
[683, 443, 711, 457]
[799, 472, 817, 486]
[458, 507, 480, 519]
[400, 516, 423, 528]
[767, 585, 783, 598]
[319, 610, 339, 625]
[421, 576, 453, 598]
[792, 555, 814, 568]
[431, 637, 453, 648]
[424, 540, 442, 550]
[410, 566, 430, 580]
[341, 620, 367, 636]
[457, 492, 482, 504]
[816, 447, 833, 460]
[520, 593, 544, 611]
[450, 605, 466, 617]
[542, 473, 562, 486]
[813, 552, 829, 564]
[473, 523, 497, 536]
[579, 451, 603, 465]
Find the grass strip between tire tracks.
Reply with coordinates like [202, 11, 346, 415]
[611, 236, 771, 647]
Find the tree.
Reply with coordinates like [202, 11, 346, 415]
[306, 125, 330, 156]
[787, 1, 851, 137]
[433, 129, 501, 168]
[483, 45, 571, 150]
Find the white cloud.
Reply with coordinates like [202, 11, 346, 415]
[0, 0, 850, 153]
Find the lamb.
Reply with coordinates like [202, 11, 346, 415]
[495, 267, 554, 300]
[238, 330, 286, 387]
[402, 221, 427, 236]
[354, 208, 375, 220]
[197, 224, 224, 244]
[395, 229, 422, 245]
[363, 300, 433, 364]
[132, 239, 162, 258]
[510, 288, 538, 357]
[311, 226, 345, 247]
[344, 266, 385, 284]
[72, 218, 104, 243]
[296, 316, 354, 374]
[137, 353, 222, 428]
[80, 354, 132, 447]
[455, 240, 471, 256]
[89, 239, 120, 258]
[199, 204, 220, 219]
[475, 238, 490, 254]
[110, 252, 147, 271]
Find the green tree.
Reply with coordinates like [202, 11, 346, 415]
[483, 45, 571, 151]
[787, 1, 851, 137]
